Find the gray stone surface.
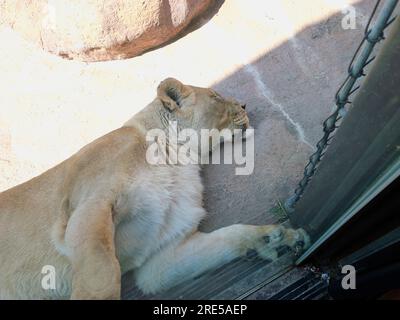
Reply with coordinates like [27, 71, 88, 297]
[200, 0, 376, 231]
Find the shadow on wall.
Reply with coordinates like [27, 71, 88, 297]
[122, 0, 376, 299]
[199, 0, 374, 232]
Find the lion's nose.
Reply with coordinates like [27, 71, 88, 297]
[241, 104, 246, 110]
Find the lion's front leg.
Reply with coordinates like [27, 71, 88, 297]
[135, 224, 310, 295]
[65, 202, 121, 300]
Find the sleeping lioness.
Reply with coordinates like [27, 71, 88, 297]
[0, 78, 310, 299]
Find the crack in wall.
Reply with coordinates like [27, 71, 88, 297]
[245, 64, 315, 150]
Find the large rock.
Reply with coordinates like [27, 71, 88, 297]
[0, 0, 213, 61]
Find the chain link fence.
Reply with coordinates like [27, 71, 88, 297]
[285, 0, 399, 212]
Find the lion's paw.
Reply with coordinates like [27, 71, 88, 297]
[244, 226, 311, 262]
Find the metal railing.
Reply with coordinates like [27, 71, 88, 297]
[285, 0, 399, 212]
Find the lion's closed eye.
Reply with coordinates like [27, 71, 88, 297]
[210, 90, 223, 101]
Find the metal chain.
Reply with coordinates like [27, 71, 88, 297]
[285, 0, 398, 212]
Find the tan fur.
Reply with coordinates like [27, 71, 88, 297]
[0, 78, 309, 299]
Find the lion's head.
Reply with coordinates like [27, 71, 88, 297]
[157, 78, 250, 135]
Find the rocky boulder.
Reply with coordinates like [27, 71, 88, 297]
[0, 0, 213, 62]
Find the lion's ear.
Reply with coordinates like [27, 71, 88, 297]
[157, 78, 186, 112]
